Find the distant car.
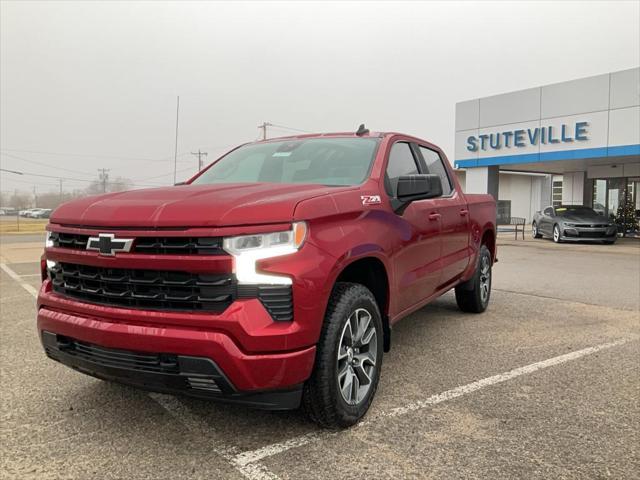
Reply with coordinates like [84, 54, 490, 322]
[24, 209, 42, 218]
[1, 207, 17, 216]
[532, 205, 617, 244]
[32, 209, 52, 219]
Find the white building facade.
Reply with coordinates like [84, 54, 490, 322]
[454, 68, 640, 233]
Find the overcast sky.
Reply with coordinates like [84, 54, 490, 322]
[1, 0, 639, 194]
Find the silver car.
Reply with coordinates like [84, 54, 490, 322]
[532, 205, 617, 244]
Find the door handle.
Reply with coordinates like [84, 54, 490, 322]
[428, 213, 441, 221]
[459, 209, 469, 217]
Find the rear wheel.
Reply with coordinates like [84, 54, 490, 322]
[455, 244, 492, 313]
[532, 221, 542, 238]
[302, 282, 383, 429]
[553, 224, 562, 243]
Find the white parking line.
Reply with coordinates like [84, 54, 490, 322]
[231, 337, 634, 470]
[148, 393, 280, 480]
[1, 262, 38, 298]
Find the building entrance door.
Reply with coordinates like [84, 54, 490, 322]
[592, 177, 640, 238]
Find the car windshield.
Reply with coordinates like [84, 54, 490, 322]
[555, 206, 598, 215]
[191, 138, 379, 187]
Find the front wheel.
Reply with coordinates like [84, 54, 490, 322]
[532, 221, 542, 238]
[553, 224, 562, 243]
[302, 282, 383, 429]
[455, 244, 492, 313]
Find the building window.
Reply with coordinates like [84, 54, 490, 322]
[552, 179, 563, 207]
[497, 200, 511, 224]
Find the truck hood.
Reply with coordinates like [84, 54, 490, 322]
[51, 183, 343, 228]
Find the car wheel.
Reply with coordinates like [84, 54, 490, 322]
[532, 221, 542, 239]
[604, 239, 617, 245]
[302, 282, 383, 429]
[455, 244, 492, 313]
[553, 224, 562, 243]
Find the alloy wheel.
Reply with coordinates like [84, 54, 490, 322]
[532, 223, 538, 238]
[479, 254, 491, 304]
[337, 308, 378, 405]
[553, 225, 560, 242]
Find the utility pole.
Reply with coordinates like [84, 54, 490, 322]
[258, 121, 272, 140]
[97, 168, 110, 193]
[173, 96, 180, 184]
[59, 178, 63, 204]
[191, 150, 208, 171]
[33, 186, 37, 208]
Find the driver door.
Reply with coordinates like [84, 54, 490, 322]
[540, 206, 555, 235]
[385, 141, 443, 314]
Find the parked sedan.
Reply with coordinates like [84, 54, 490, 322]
[532, 205, 617, 244]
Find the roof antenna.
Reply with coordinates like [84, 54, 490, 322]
[356, 124, 369, 136]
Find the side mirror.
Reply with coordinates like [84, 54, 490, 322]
[395, 174, 442, 214]
[397, 174, 442, 201]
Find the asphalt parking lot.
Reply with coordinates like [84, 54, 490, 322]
[1, 234, 639, 479]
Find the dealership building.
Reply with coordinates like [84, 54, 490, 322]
[453, 67, 639, 235]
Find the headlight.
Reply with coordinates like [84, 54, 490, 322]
[564, 223, 575, 227]
[223, 222, 307, 284]
[45, 231, 57, 270]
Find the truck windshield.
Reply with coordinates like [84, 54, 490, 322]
[191, 138, 379, 187]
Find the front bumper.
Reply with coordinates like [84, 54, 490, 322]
[37, 288, 316, 409]
[560, 225, 617, 242]
[41, 331, 303, 409]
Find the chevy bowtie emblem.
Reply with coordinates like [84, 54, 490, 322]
[86, 233, 134, 256]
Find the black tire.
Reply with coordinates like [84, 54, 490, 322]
[532, 221, 542, 238]
[302, 282, 383, 429]
[455, 244, 492, 313]
[604, 239, 616, 245]
[552, 224, 562, 243]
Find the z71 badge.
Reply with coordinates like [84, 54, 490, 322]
[361, 195, 381, 206]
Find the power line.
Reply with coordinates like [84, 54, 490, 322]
[257, 122, 311, 140]
[0, 148, 190, 163]
[132, 166, 194, 182]
[1, 152, 95, 177]
[1, 168, 165, 187]
[268, 123, 311, 133]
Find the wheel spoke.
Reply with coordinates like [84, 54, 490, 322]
[360, 327, 375, 347]
[354, 350, 376, 367]
[344, 314, 355, 345]
[355, 310, 371, 345]
[337, 345, 349, 361]
[341, 367, 354, 402]
[351, 371, 360, 402]
[353, 362, 372, 386]
[337, 361, 350, 381]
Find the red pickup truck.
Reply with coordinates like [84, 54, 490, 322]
[38, 129, 496, 428]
